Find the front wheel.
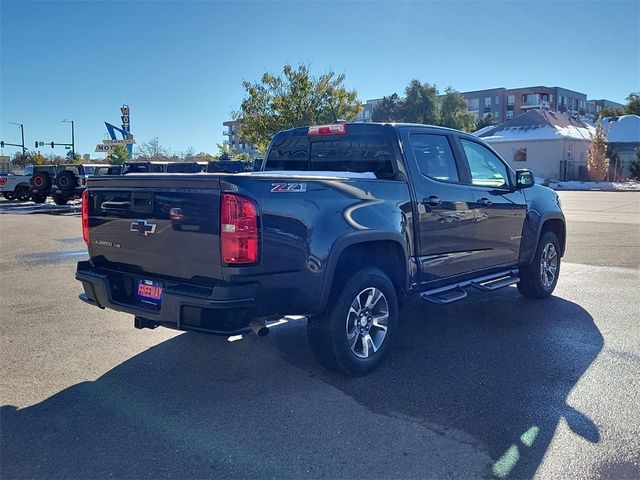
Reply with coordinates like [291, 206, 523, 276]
[16, 185, 30, 201]
[518, 231, 561, 299]
[307, 267, 398, 376]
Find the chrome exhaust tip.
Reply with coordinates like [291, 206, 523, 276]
[249, 319, 269, 337]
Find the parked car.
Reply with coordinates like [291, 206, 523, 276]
[77, 122, 566, 376]
[0, 169, 31, 201]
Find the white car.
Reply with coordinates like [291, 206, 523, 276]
[0, 172, 31, 201]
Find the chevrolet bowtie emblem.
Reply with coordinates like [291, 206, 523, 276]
[130, 219, 157, 236]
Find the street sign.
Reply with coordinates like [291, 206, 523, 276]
[95, 144, 121, 153]
[103, 139, 135, 145]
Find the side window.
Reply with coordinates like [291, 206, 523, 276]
[410, 134, 459, 182]
[460, 139, 509, 189]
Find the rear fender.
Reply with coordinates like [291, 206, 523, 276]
[315, 231, 410, 314]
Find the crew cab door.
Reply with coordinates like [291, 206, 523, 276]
[456, 137, 527, 269]
[399, 128, 476, 282]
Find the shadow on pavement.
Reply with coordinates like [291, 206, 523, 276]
[1, 287, 602, 479]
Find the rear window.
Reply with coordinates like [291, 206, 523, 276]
[265, 125, 395, 178]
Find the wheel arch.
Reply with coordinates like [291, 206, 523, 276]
[520, 212, 566, 265]
[316, 232, 409, 314]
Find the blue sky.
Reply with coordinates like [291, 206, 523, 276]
[1, 0, 639, 157]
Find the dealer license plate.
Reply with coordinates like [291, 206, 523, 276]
[136, 279, 163, 307]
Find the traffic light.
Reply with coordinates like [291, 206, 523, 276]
[35, 141, 38, 148]
[1, 141, 4, 148]
[50, 142, 55, 148]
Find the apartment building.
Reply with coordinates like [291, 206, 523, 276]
[222, 120, 259, 156]
[586, 99, 626, 117]
[461, 86, 588, 121]
[354, 98, 383, 122]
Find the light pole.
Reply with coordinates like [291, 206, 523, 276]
[62, 119, 75, 159]
[8, 122, 26, 156]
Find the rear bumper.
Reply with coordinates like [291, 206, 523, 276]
[76, 261, 259, 335]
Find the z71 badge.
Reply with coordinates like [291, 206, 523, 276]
[271, 183, 307, 192]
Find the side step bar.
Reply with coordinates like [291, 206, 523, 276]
[420, 269, 519, 305]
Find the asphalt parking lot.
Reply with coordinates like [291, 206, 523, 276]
[1, 191, 639, 479]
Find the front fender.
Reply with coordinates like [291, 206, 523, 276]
[519, 185, 565, 265]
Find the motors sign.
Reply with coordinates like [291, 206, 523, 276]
[95, 144, 120, 153]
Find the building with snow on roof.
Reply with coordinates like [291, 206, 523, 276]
[600, 115, 640, 176]
[476, 109, 594, 180]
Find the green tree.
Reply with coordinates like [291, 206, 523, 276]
[598, 107, 623, 119]
[586, 121, 609, 182]
[624, 92, 640, 116]
[194, 152, 215, 163]
[66, 150, 82, 163]
[475, 113, 497, 131]
[107, 145, 130, 165]
[439, 87, 475, 132]
[371, 93, 403, 122]
[400, 80, 438, 124]
[234, 64, 362, 151]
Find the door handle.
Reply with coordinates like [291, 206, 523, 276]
[478, 197, 492, 207]
[423, 196, 442, 207]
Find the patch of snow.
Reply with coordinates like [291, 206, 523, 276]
[481, 124, 593, 142]
[535, 176, 640, 191]
[472, 125, 494, 137]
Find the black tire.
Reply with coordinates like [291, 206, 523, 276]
[52, 194, 68, 206]
[2, 192, 16, 201]
[55, 171, 78, 192]
[31, 173, 51, 190]
[16, 185, 30, 201]
[518, 231, 561, 299]
[32, 193, 47, 204]
[307, 267, 398, 376]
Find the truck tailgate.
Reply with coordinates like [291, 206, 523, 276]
[86, 175, 224, 282]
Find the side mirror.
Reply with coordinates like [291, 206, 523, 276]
[516, 169, 535, 189]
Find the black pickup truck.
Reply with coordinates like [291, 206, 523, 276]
[77, 123, 565, 375]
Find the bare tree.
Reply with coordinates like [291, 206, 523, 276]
[586, 122, 609, 182]
[135, 137, 170, 161]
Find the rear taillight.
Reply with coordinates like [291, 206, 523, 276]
[308, 124, 347, 136]
[81, 190, 90, 244]
[221, 193, 259, 265]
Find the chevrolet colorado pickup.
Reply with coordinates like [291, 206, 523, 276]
[76, 123, 565, 375]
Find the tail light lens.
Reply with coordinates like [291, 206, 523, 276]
[81, 190, 90, 244]
[221, 193, 259, 265]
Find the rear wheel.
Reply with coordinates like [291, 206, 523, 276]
[32, 193, 47, 204]
[52, 193, 68, 205]
[307, 267, 398, 376]
[518, 231, 561, 299]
